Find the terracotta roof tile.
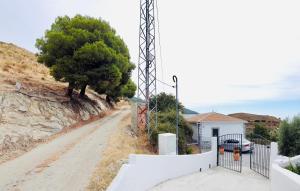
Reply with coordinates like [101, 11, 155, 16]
[186, 112, 247, 123]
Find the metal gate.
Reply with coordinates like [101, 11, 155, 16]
[217, 134, 243, 173]
[250, 136, 271, 178]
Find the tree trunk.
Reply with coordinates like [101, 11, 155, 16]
[106, 95, 111, 103]
[79, 84, 87, 98]
[66, 82, 74, 98]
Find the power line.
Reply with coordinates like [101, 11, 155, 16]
[157, 78, 174, 88]
[155, 0, 165, 91]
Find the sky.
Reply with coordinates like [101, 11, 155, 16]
[0, 0, 300, 118]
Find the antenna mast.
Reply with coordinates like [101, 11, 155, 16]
[137, 0, 157, 134]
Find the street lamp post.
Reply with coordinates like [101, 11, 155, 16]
[173, 75, 179, 155]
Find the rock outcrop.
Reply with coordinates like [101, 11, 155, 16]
[0, 42, 110, 159]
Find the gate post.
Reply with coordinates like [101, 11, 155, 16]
[240, 134, 243, 172]
[214, 136, 219, 166]
[270, 142, 278, 179]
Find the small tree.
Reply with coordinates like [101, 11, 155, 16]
[278, 116, 300, 157]
[150, 92, 184, 112]
[252, 123, 270, 140]
[150, 110, 193, 154]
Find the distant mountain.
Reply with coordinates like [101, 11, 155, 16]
[183, 108, 199, 114]
[130, 97, 145, 103]
[229, 113, 281, 129]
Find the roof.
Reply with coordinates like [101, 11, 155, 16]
[186, 112, 247, 123]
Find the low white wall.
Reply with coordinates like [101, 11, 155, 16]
[270, 143, 300, 191]
[107, 137, 217, 191]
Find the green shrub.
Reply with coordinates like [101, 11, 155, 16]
[286, 163, 300, 175]
[278, 116, 300, 157]
[253, 123, 270, 140]
[269, 129, 279, 142]
[186, 147, 193, 155]
[150, 110, 193, 154]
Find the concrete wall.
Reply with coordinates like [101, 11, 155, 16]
[270, 142, 300, 191]
[107, 137, 218, 191]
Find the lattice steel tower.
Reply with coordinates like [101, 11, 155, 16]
[137, 0, 157, 134]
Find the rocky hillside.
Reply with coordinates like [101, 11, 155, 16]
[228, 112, 281, 129]
[0, 42, 111, 160]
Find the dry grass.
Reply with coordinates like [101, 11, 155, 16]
[87, 114, 154, 191]
[0, 41, 66, 92]
[190, 145, 200, 154]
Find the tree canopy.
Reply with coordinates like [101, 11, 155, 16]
[150, 92, 184, 112]
[278, 116, 300, 157]
[36, 15, 136, 100]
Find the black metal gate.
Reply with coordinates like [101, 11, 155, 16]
[250, 136, 271, 178]
[217, 134, 243, 173]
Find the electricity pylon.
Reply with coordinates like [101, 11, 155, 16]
[137, 0, 157, 134]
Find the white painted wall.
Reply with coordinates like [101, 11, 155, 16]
[270, 142, 300, 191]
[202, 122, 245, 137]
[107, 137, 218, 191]
[271, 156, 300, 191]
[191, 122, 245, 141]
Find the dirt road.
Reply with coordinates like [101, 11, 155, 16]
[0, 107, 130, 191]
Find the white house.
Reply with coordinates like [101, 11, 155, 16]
[186, 112, 247, 141]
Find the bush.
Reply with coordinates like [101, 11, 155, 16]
[253, 123, 270, 140]
[186, 147, 193, 155]
[150, 110, 193, 154]
[278, 116, 300, 157]
[286, 163, 300, 175]
[269, 129, 279, 142]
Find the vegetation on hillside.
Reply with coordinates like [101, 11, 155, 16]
[229, 113, 281, 130]
[183, 108, 199, 114]
[0, 42, 52, 84]
[36, 15, 136, 101]
[278, 116, 300, 157]
[149, 93, 193, 154]
[246, 123, 279, 142]
[248, 123, 270, 139]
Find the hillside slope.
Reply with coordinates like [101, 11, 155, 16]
[228, 112, 281, 129]
[0, 42, 111, 161]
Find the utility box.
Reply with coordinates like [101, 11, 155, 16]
[158, 133, 176, 155]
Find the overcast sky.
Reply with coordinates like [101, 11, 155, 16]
[1, 0, 300, 118]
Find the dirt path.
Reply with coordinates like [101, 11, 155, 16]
[0, 107, 130, 191]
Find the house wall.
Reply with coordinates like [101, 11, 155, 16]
[107, 137, 218, 191]
[191, 122, 245, 141]
[201, 122, 245, 138]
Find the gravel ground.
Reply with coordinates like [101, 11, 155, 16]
[0, 107, 130, 191]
